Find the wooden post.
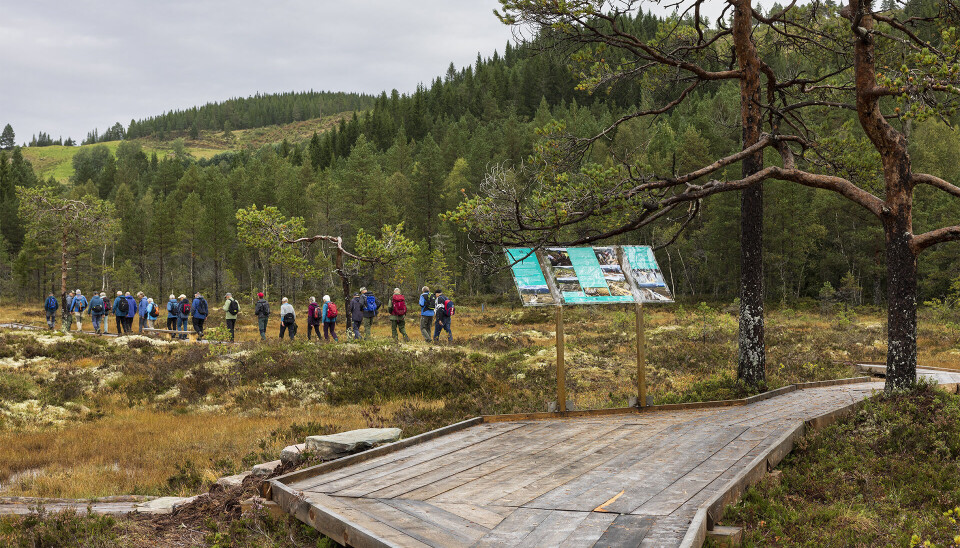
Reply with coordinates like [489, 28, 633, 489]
[637, 302, 646, 407]
[556, 304, 566, 414]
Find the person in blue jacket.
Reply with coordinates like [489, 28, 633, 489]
[124, 291, 138, 334]
[419, 286, 435, 342]
[43, 292, 58, 329]
[321, 295, 338, 341]
[192, 292, 208, 340]
[89, 292, 105, 334]
[112, 291, 126, 334]
[70, 290, 88, 332]
[137, 292, 149, 333]
[166, 295, 179, 339]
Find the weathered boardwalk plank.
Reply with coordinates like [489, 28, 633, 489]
[272, 368, 960, 547]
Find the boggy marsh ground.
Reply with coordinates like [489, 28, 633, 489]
[0, 301, 956, 499]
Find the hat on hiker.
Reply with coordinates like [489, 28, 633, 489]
[258, 292, 264, 298]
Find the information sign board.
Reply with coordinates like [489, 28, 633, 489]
[505, 245, 672, 306]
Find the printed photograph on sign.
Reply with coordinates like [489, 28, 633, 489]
[633, 269, 666, 287]
[594, 247, 618, 266]
[545, 249, 572, 267]
[519, 286, 555, 305]
[607, 280, 632, 297]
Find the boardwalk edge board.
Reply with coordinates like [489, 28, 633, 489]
[271, 481, 395, 548]
[678, 399, 868, 548]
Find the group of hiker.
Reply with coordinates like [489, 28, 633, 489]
[44, 290, 211, 338]
[42, 286, 455, 343]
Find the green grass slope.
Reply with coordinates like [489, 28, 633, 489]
[19, 114, 349, 183]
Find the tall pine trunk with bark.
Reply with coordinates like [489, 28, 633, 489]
[734, 0, 766, 387]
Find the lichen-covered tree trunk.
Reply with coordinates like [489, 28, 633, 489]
[734, 0, 766, 386]
[884, 217, 918, 389]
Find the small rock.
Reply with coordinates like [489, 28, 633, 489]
[305, 428, 401, 459]
[215, 471, 251, 490]
[251, 460, 282, 477]
[280, 443, 307, 465]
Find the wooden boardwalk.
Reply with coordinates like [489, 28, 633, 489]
[269, 368, 960, 548]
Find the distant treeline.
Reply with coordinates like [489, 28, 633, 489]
[120, 91, 377, 142]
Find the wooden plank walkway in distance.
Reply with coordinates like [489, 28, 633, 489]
[271, 368, 960, 548]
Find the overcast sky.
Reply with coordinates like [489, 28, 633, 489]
[2, 1, 743, 145]
[0, 1, 520, 144]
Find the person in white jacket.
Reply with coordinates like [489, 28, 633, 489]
[279, 297, 296, 339]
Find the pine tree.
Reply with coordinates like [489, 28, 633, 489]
[0, 124, 14, 150]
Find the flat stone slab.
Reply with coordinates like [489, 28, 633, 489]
[280, 443, 307, 465]
[305, 428, 401, 459]
[252, 460, 282, 477]
[133, 496, 194, 514]
[215, 471, 251, 490]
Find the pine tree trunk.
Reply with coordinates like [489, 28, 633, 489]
[734, 0, 766, 387]
[884, 207, 918, 390]
[60, 228, 69, 299]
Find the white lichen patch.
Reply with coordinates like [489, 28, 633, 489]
[0, 356, 54, 370]
[156, 387, 181, 401]
[108, 335, 173, 347]
[0, 399, 86, 428]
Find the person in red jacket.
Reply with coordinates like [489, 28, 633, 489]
[388, 288, 410, 343]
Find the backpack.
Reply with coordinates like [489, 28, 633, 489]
[326, 302, 338, 319]
[148, 304, 160, 318]
[45, 296, 57, 310]
[255, 300, 270, 317]
[180, 301, 191, 316]
[422, 293, 436, 311]
[364, 294, 378, 313]
[91, 300, 104, 314]
[313, 305, 322, 320]
[228, 299, 239, 315]
[118, 298, 129, 315]
[283, 312, 295, 325]
[392, 295, 407, 316]
[196, 298, 208, 316]
[443, 298, 455, 317]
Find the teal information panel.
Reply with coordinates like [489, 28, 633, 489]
[505, 247, 555, 306]
[505, 245, 672, 306]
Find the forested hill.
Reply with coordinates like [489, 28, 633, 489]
[0, 7, 957, 309]
[121, 91, 377, 142]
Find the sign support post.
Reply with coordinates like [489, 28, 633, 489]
[556, 304, 566, 414]
[636, 302, 646, 408]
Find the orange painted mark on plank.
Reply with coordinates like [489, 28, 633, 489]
[593, 490, 625, 513]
